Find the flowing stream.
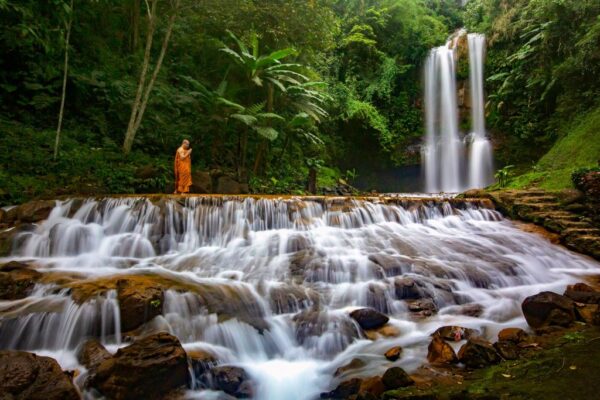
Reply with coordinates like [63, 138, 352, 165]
[1, 196, 599, 399]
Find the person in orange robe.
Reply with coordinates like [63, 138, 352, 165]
[174, 139, 193, 194]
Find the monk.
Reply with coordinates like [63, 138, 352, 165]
[174, 139, 192, 194]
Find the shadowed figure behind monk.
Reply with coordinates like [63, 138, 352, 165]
[174, 139, 192, 194]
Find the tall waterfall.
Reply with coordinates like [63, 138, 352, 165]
[422, 32, 494, 193]
[1, 195, 599, 399]
[467, 33, 494, 188]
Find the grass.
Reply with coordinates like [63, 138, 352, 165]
[505, 105, 600, 191]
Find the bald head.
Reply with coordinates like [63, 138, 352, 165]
[182, 139, 190, 149]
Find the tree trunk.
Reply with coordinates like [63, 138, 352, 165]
[123, 0, 158, 155]
[53, 0, 74, 161]
[240, 128, 248, 181]
[307, 168, 317, 194]
[130, 0, 140, 52]
[252, 83, 274, 175]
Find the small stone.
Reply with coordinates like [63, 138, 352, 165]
[497, 327, 529, 343]
[458, 337, 501, 368]
[427, 336, 458, 364]
[493, 340, 520, 360]
[384, 346, 403, 361]
[432, 326, 478, 342]
[381, 367, 414, 390]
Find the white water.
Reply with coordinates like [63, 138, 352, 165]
[423, 31, 494, 193]
[1, 196, 599, 399]
[467, 33, 494, 189]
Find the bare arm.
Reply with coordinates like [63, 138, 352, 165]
[178, 148, 192, 159]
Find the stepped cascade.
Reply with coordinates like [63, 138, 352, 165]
[1, 196, 599, 399]
[423, 31, 495, 193]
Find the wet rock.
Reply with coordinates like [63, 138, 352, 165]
[334, 358, 366, 377]
[350, 308, 389, 330]
[359, 376, 386, 397]
[369, 254, 409, 276]
[394, 277, 428, 300]
[458, 338, 501, 368]
[191, 171, 212, 194]
[116, 278, 164, 332]
[0, 265, 41, 300]
[431, 326, 478, 342]
[522, 291, 576, 329]
[493, 340, 520, 360]
[381, 366, 414, 390]
[427, 336, 458, 364]
[77, 339, 111, 372]
[204, 366, 253, 398]
[188, 349, 218, 377]
[384, 346, 403, 361]
[0, 350, 80, 400]
[293, 310, 360, 352]
[17, 200, 55, 223]
[407, 298, 437, 317]
[574, 303, 600, 325]
[320, 378, 361, 399]
[268, 284, 319, 314]
[564, 283, 600, 304]
[90, 332, 188, 400]
[497, 328, 529, 343]
[364, 324, 401, 340]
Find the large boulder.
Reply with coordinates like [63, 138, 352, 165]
[202, 366, 253, 398]
[77, 339, 112, 372]
[215, 176, 249, 195]
[358, 376, 385, 398]
[0, 350, 80, 400]
[522, 291, 576, 329]
[381, 367, 414, 390]
[458, 338, 501, 368]
[89, 332, 188, 400]
[427, 336, 458, 364]
[190, 171, 212, 194]
[0, 263, 41, 300]
[116, 278, 164, 332]
[17, 200, 55, 223]
[349, 308, 389, 330]
[564, 283, 600, 304]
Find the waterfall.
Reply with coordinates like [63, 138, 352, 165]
[467, 33, 494, 189]
[422, 31, 494, 193]
[1, 196, 599, 399]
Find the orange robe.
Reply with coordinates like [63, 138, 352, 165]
[174, 147, 192, 193]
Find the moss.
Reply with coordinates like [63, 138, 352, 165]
[508, 106, 600, 190]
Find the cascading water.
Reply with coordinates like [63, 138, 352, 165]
[423, 31, 494, 193]
[1, 196, 600, 399]
[467, 33, 494, 188]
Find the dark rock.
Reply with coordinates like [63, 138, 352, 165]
[17, 200, 55, 223]
[334, 358, 365, 377]
[407, 298, 437, 316]
[205, 366, 253, 398]
[431, 326, 478, 342]
[0, 266, 41, 300]
[188, 349, 218, 378]
[77, 339, 111, 371]
[497, 327, 529, 343]
[320, 378, 361, 399]
[564, 283, 600, 304]
[384, 346, 403, 361]
[216, 176, 249, 195]
[381, 367, 414, 390]
[358, 376, 385, 398]
[394, 277, 428, 300]
[0, 350, 80, 400]
[522, 291, 576, 329]
[191, 171, 212, 194]
[293, 310, 360, 353]
[458, 338, 501, 368]
[116, 278, 164, 332]
[493, 340, 519, 360]
[427, 336, 458, 364]
[0, 206, 19, 225]
[89, 332, 188, 400]
[574, 303, 600, 325]
[349, 308, 389, 330]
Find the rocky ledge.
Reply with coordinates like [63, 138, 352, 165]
[464, 188, 600, 261]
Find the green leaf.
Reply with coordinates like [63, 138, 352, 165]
[253, 126, 279, 140]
